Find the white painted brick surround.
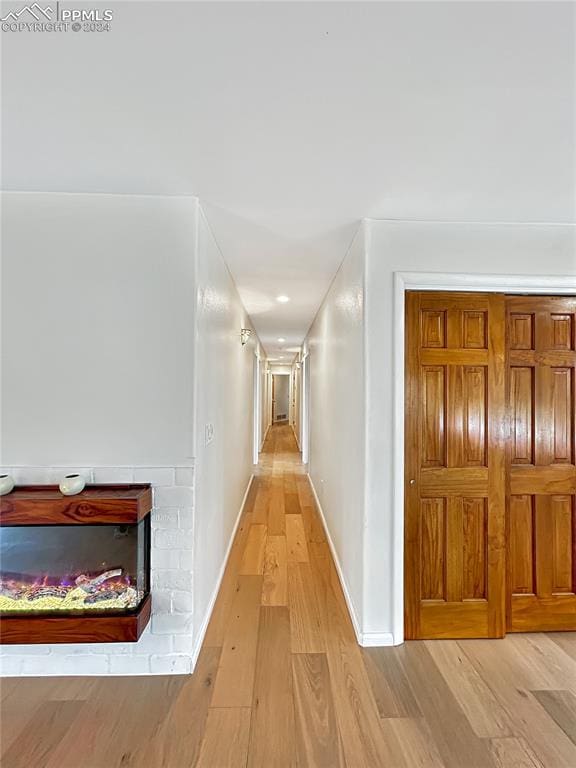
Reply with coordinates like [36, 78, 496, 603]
[0, 465, 195, 676]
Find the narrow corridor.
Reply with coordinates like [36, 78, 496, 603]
[200, 422, 351, 765]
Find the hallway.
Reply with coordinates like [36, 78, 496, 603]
[1, 3, 575, 764]
[1, 423, 576, 767]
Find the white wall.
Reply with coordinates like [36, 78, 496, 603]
[364, 220, 576, 639]
[0, 191, 196, 467]
[304, 225, 366, 636]
[0, 192, 199, 674]
[192, 207, 260, 643]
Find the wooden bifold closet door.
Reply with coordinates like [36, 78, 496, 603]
[405, 292, 506, 639]
[507, 296, 576, 632]
[405, 291, 576, 640]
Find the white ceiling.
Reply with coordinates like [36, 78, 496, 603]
[2, 2, 575, 355]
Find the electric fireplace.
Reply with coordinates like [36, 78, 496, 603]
[0, 485, 152, 644]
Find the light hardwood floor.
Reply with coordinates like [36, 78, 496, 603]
[1, 423, 576, 767]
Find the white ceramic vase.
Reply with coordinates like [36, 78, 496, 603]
[0, 474, 15, 496]
[59, 473, 86, 496]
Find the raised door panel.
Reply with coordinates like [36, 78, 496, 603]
[551, 368, 574, 464]
[405, 292, 506, 640]
[420, 498, 446, 600]
[510, 367, 534, 464]
[509, 495, 534, 595]
[550, 314, 574, 350]
[506, 296, 576, 633]
[462, 498, 488, 600]
[509, 314, 534, 350]
[550, 496, 574, 594]
[446, 366, 488, 468]
[463, 367, 487, 467]
[422, 367, 446, 468]
[462, 311, 488, 349]
[421, 311, 446, 348]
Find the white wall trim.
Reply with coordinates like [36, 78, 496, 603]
[392, 270, 576, 646]
[190, 473, 255, 671]
[291, 424, 301, 451]
[361, 220, 371, 645]
[301, 354, 310, 465]
[190, 199, 200, 461]
[367, 216, 576, 228]
[394, 270, 576, 294]
[253, 353, 261, 466]
[260, 424, 271, 451]
[307, 474, 394, 646]
[361, 632, 395, 647]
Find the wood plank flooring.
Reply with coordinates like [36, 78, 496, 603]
[1, 424, 576, 767]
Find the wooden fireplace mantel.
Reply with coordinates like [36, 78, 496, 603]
[0, 484, 153, 525]
[0, 484, 153, 644]
[0, 594, 152, 644]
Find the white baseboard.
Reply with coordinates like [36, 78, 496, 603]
[291, 424, 301, 450]
[307, 474, 395, 648]
[260, 424, 271, 451]
[361, 632, 395, 647]
[190, 473, 255, 671]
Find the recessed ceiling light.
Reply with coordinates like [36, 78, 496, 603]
[278, 337, 286, 343]
[276, 295, 290, 303]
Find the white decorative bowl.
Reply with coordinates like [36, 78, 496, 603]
[0, 474, 15, 496]
[59, 474, 86, 496]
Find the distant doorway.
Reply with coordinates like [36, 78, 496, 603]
[272, 373, 290, 423]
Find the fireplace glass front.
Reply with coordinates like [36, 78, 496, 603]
[0, 519, 150, 615]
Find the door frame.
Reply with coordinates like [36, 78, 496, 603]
[393, 271, 576, 645]
[271, 372, 290, 422]
[253, 353, 261, 465]
[301, 353, 310, 465]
